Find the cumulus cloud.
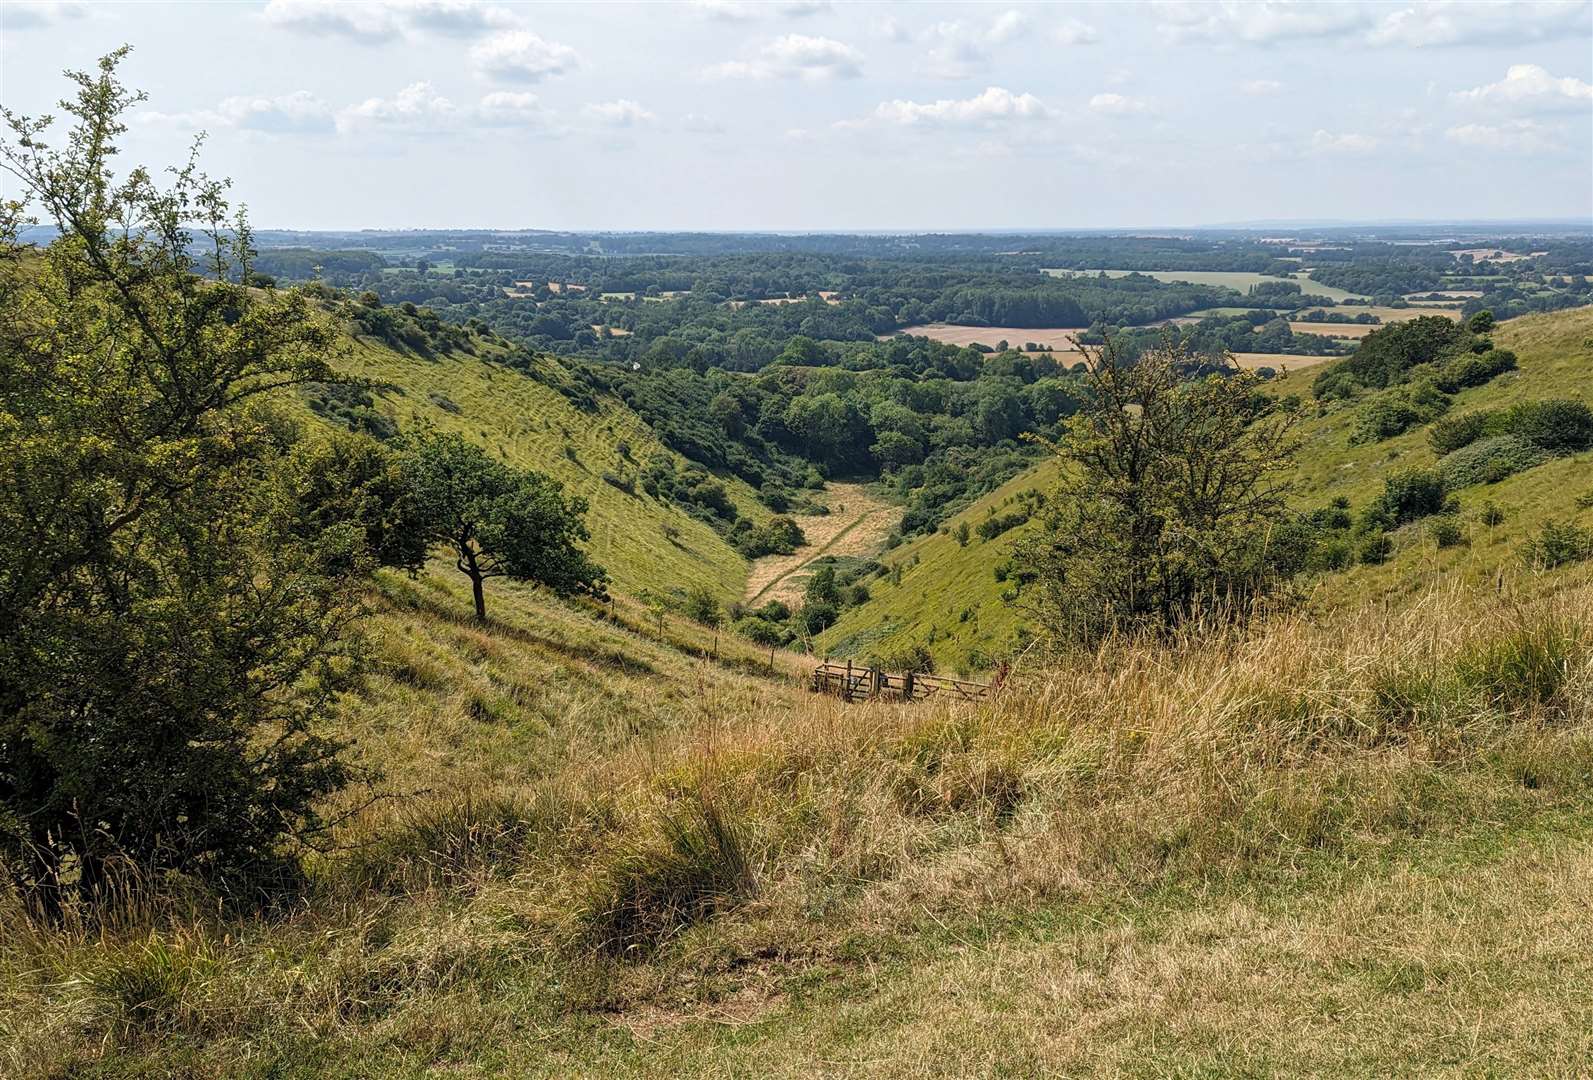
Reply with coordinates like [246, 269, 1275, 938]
[1369, 1, 1592, 47]
[703, 34, 863, 80]
[1240, 79, 1283, 96]
[1310, 129, 1379, 153]
[1088, 92, 1151, 115]
[470, 29, 580, 83]
[1445, 118, 1557, 151]
[691, 0, 831, 19]
[920, 9, 1031, 78]
[1153, 0, 1592, 48]
[1153, 0, 1368, 44]
[1054, 17, 1100, 45]
[583, 99, 656, 127]
[262, 0, 403, 42]
[1451, 64, 1593, 112]
[860, 86, 1051, 128]
[1, 1, 88, 28]
[336, 82, 461, 132]
[143, 91, 337, 135]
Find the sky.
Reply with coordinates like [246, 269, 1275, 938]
[1, 0, 1590, 231]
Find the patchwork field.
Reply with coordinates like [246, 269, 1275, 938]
[891, 324, 1088, 353]
[1300, 304, 1464, 323]
[1288, 321, 1377, 339]
[1231, 351, 1337, 371]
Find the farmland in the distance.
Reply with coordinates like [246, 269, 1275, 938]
[1043, 267, 1370, 303]
[890, 323, 1088, 353]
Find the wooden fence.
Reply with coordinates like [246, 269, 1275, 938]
[810, 660, 992, 704]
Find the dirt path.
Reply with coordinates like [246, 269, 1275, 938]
[743, 482, 898, 608]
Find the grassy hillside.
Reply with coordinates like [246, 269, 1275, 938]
[328, 330, 761, 604]
[7, 572, 1593, 1076]
[819, 306, 1593, 674]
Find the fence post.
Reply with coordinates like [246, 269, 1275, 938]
[904, 670, 915, 700]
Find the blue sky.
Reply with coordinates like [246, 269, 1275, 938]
[2, 1, 1590, 230]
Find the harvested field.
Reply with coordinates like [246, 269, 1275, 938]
[743, 482, 898, 608]
[1451, 248, 1545, 263]
[1289, 321, 1377, 339]
[1406, 290, 1484, 299]
[1232, 351, 1336, 372]
[1044, 268, 1369, 303]
[590, 324, 632, 336]
[1299, 305, 1463, 323]
[892, 324, 1087, 354]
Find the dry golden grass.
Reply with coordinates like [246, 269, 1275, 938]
[1230, 351, 1336, 371]
[743, 482, 898, 607]
[5, 573, 1593, 1075]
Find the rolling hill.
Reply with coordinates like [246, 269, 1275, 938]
[317, 327, 765, 605]
[817, 306, 1593, 673]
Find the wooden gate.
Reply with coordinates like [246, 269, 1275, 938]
[810, 660, 991, 703]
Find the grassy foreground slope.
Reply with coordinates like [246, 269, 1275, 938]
[6, 573, 1593, 1076]
[820, 306, 1593, 673]
[333, 331, 759, 603]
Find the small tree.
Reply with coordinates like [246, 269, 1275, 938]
[0, 51, 364, 913]
[1014, 338, 1300, 645]
[401, 432, 605, 621]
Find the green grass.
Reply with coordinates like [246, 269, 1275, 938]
[819, 306, 1593, 672]
[331, 332, 759, 603]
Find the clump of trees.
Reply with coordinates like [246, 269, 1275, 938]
[0, 52, 604, 916]
[1015, 340, 1301, 644]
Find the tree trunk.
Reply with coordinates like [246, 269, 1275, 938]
[470, 571, 487, 622]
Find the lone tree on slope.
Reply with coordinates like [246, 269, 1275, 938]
[401, 431, 606, 621]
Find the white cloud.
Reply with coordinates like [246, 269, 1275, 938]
[1451, 64, 1593, 112]
[682, 113, 727, 135]
[1240, 79, 1283, 96]
[142, 91, 336, 135]
[1369, 1, 1592, 47]
[1054, 17, 1100, 45]
[0, 1, 88, 28]
[1153, 0, 1369, 44]
[475, 91, 559, 130]
[1311, 129, 1379, 153]
[1446, 119, 1557, 151]
[336, 82, 460, 132]
[703, 34, 863, 80]
[878, 15, 910, 42]
[470, 29, 580, 83]
[862, 86, 1051, 128]
[262, 0, 402, 42]
[262, 0, 516, 41]
[1088, 92, 1150, 115]
[921, 10, 1030, 78]
[584, 99, 656, 127]
[691, 0, 831, 19]
[1153, 1, 1592, 49]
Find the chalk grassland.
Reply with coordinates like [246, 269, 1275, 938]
[742, 482, 899, 608]
[1042, 268, 1370, 304]
[7, 574, 1593, 1076]
[819, 306, 1593, 672]
[334, 334, 759, 603]
[890, 323, 1088, 353]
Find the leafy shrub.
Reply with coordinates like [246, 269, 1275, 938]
[681, 585, 722, 627]
[798, 601, 838, 636]
[1479, 502, 1507, 526]
[733, 616, 787, 647]
[582, 801, 753, 956]
[1374, 467, 1448, 525]
[1358, 533, 1394, 565]
[1352, 378, 1450, 443]
[1500, 399, 1593, 454]
[976, 509, 1030, 541]
[1438, 347, 1515, 391]
[1428, 410, 1495, 455]
[1428, 518, 1465, 548]
[1522, 520, 1593, 570]
[1437, 435, 1548, 490]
